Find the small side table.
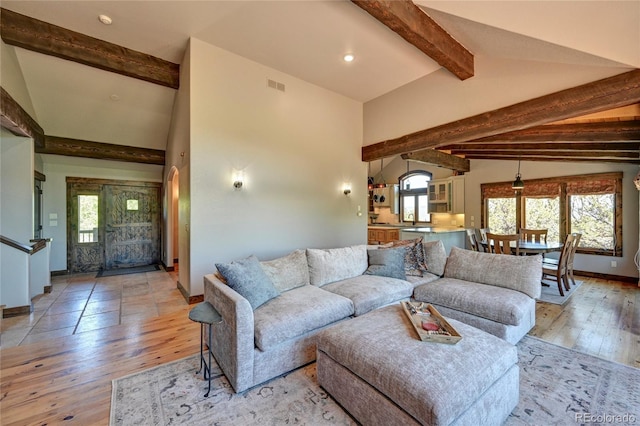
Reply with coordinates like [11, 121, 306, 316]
[188, 301, 222, 397]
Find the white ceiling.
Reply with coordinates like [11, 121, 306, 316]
[2, 1, 638, 152]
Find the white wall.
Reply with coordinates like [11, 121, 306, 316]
[164, 39, 192, 293]
[0, 41, 37, 120]
[185, 38, 365, 296]
[0, 133, 34, 308]
[364, 57, 631, 145]
[41, 155, 163, 272]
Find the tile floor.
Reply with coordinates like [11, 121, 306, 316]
[0, 268, 187, 349]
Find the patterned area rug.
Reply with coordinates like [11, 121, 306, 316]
[538, 279, 583, 305]
[110, 336, 640, 425]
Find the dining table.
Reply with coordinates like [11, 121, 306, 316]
[479, 240, 564, 255]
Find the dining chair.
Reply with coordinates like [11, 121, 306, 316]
[486, 233, 520, 255]
[475, 228, 490, 252]
[520, 228, 548, 244]
[465, 229, 479, 251]
[542, 234, 575, 296]
[544, 233, 581, 286]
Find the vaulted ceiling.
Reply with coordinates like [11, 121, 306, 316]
[1, 1, 639, 166]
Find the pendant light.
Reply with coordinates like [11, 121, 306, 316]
[512, 159, 524, 190]
[374, 158, 387, 189]
[367, 163, 374, 191]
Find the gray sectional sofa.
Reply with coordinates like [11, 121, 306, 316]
[203, 239, 542, 394]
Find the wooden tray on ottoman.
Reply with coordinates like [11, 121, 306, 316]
[401, 301, 462, 344]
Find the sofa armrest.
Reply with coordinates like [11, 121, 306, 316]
[204, 274, 255, 393]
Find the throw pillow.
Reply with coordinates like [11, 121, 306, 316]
[215, 255, 280, 310]
[422, 240, 447, 276]
[388, 237, 424, 276]
[365, 247, 406, 280]
[307, 245, 368, 286]
[260, 249, 310, 292]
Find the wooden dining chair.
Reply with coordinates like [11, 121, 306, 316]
[486, 233, 520, 255]
[542, 234, 575, 296]
[466, 229, 479, 251]
[544, 233, 581, 286]
[520, 228, 548, 244]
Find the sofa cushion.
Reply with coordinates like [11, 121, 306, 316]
[413, 278, 533, 326]
[254, 285, 354, 352]
[444, 247, 542, 299]
[307, 245, 368, 287]
[260, 249, 309, 292]
[421, 240, 447, 276]
[322, 274, 414, 316]
[365, 247, 406, 280]
[215, 255, 280, 310]
[405, 272, 440, 287]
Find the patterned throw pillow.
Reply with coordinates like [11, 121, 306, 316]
[215, 255, 280, 310]
[387, 237, 424, 277]
[414, 242, 429, 273]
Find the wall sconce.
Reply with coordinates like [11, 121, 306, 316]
[343, 184, 352, 196]
[233, 170, 244, 190]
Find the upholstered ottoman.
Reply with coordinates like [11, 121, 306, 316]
[316, 304, 519, 425]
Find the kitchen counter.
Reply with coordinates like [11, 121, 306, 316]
[369, 225, 466, 233]
[401, 227, 465, 233]
[400, 228, 468, 254]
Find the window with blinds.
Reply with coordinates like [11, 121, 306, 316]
[481, 172, 622, 256]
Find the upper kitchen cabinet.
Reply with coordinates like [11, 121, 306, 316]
[428, 177, 464, 214]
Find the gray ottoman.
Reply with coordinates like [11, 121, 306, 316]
[316, 304, 519, 425]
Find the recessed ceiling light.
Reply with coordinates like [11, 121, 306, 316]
[343, 54, 355, 63]
[109, 94, 120, 101]
[98, 14, 113, 25]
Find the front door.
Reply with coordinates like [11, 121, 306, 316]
[104, 184, 160, 269]
[67, 178, 161, 273]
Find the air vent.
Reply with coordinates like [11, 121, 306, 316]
[267, 79, 285, 92]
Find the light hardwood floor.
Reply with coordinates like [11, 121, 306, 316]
[0, 273, 638, 425]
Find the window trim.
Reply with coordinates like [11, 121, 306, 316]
[398, 170, 432, 224]
[481, 172, 622, 256]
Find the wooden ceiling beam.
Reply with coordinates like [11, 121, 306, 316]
[37, 135, 165, 165]
[362, 69, 640, 162]
[0, 8, 179, 89]
[463, 121, 640, 143]
[400, 149, 469, 172]
[456, 150, 638, 159]
[351, 0, 473, 80]
[464, 154, 639, 164]
[0, 86, 44, 147]
[445, 141, 639, 152]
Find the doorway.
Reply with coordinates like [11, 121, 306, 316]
[67, 178, 161, 273]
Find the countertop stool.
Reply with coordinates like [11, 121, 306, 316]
[188, 301, 222, 397]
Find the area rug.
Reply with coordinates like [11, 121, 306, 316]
[538, 279, 583, 305]
[110, 336, 640, 425]
[96, 264, 161, 278]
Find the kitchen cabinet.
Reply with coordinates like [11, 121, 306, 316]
[368, 227, 400, 245]
[451, 176, 465, 214]
[427, 177, 464, 214]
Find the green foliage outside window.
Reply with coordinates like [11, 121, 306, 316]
[571, 194, 614, 250]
